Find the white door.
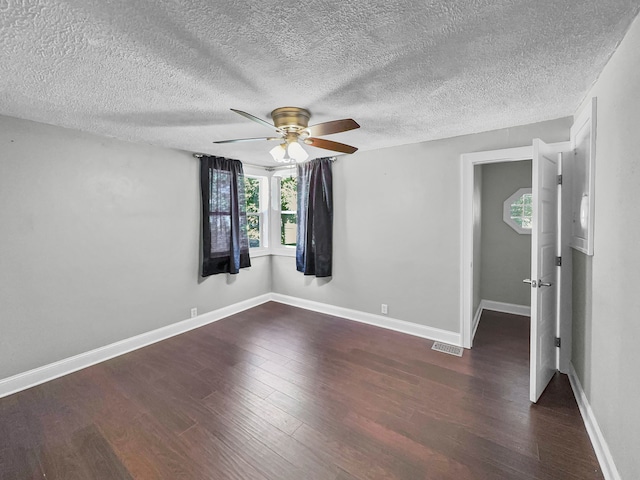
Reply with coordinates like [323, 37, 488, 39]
[529, 139, 559, 403]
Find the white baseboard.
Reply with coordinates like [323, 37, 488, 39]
[472, 304, 483, 340]
[270, 293, 461, 346]
[568, 363, 621, 480]
[0, 294, 272, 399]
[1, 292, 462, 399]
[480, 299, 531, 317]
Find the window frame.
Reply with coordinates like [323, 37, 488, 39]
[270, 170, 297, 257]
[243, 167, 270, 256]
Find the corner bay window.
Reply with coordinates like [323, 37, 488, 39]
[241, 169, 297, 255]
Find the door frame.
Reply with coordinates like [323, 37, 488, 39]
[460, 142, 571, 357]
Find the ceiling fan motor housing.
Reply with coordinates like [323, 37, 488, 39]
[271, 107, 311, 131]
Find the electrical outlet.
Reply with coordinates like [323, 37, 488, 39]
[190, 307, 198, 318]
[381, 304, 388, 315]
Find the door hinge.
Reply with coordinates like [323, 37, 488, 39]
[557, 174, 563, 185]
[555, 337, 561, 348]
[556, 256, 562, 266]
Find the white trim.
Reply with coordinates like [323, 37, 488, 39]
[569, 98, 597, 256]
[0, 294, 271, 399]
[472, 304, 483, 339]
[558, 151, 573, 374]
[568, 363, 621, 480]
[243, 165, 272, 177]
[270, 293, 461, 346]
[271, 246, 297, 257]
[460, 145, 533, 349]
[3, 292, 611, 480]
[249, 248, 271, 257]
[1, 292, 465, 399]
[271, 173, 298, 256]
[480, 299, 531, 317]
[245, 173, 270, 252]
[461, 145, 533, 165]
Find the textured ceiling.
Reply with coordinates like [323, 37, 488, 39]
[1, 1, 639, 165]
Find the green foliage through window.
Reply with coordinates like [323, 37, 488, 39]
[245, 177, 260, 214]
[280, 176, 296, 211]
[510, 193, 533, 229]
[244, 177, 261, 248]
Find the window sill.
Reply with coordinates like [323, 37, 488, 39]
[271, 248, 296, 257]
[249, 248, 296, 258]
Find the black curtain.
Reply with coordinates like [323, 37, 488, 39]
[200, 156, 251, 276]
[296, 157, 333, 277]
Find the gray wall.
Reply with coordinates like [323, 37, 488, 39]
[0, 116, 271, 380]
[571, 14, 640, 479]
[571, 250, 592, 388]
[272, 118, 571, 333]
[479, 161, 532, 307]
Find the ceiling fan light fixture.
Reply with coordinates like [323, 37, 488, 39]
[269, 144, 287, 162]
[287, 141, 309, 162]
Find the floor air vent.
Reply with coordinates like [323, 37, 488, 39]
[432, 342, 464, 357]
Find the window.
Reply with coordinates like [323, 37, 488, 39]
[244, 176, 268, 249]
[280, 176, 297, 247]
[241, 168, 297, 256]
[503, 188, 532, 234]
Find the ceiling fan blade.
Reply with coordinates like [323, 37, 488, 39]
[307, 118, 360, 137]
[214, 137, 280, 144]
[305, 137, 358, 154]
[230, 109, 275, 130]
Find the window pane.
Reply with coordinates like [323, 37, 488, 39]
[210, 214, 231, 253]
[504, 189, 532, 233]
[510, 192, 533, 230]
[245, 177, 260, 213]
[247, 214, 260, 248]
[210, 171, 231, 213]
[280, 176, 297, 212]
[281, 213, 297, 246]
[510, 205, 523, 217]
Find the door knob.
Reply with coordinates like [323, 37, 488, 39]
[523, 279, 537, 287]
[539, 281, 553, 287]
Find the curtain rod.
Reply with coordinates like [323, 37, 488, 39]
[192, 153, 337, 170]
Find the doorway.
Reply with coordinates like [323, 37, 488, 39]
[460, 141, 571, 402]
[475, 159, 533, 335]
[461, 145, 534, 348]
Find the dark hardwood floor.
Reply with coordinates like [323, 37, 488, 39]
[0, 303, 602, 479]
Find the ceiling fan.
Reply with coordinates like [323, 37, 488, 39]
[214, 107, 360, 163]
